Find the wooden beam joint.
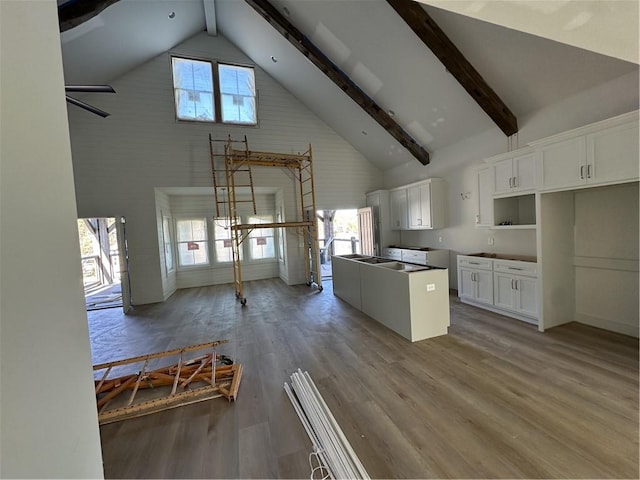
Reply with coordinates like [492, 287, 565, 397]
[245, 0, 430, 165]
[386, 0, 518, 137]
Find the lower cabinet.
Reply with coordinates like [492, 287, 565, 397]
[493, 272, 538, 318]
[457, 255, 538, 325]
[458, 267, 493, 306]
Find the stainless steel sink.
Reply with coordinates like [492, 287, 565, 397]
[356, 257, 396, 264]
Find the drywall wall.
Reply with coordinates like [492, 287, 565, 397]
[0, 1, 104, 477]
[69, 31, 381, 303]
[573, 183, 639, 336]
[384, 71, 639, 289]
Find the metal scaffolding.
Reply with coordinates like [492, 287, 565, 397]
[209, 135, 323, 305]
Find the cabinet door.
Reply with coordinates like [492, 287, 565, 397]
[476, 167, 494, 227]
[513, 153, 536, 191]
[587, 120, 640, 185]
[407, 185, 422, 228]
[493, 159, 513, 195]
[476, 270, 494, 305]
[494, 272, 516, 311]
[537, 137, 586, 191]
[389, 189, 408, 230]
[515, 276, 538, 317]
[408, 183, 432, 229]
[458, 268, 476, 300]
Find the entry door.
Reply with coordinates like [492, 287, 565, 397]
[115, 216, 132, 313]
[357, 207, 374, 256]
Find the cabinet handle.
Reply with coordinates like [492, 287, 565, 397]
[512, 176, 517, 188]
[469, 261, 481, 265]
[580, 165, 585, 179]
[587, 164, 592, 178]
[475, 214, 480, 224]
[515, 279, 519, 290]
[511, 279, 515, 289]
[508, 177, 513, 188]
[507, 266, 524, 271]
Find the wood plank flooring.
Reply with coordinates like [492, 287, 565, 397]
[89, 278, 639, 479]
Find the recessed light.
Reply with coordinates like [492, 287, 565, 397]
[283, 7, 290, 16]
[168, 11, 175, 19]
[388, 110, 395, 116]
[361, 130, 368, 135]
[270, 55, 278, 63]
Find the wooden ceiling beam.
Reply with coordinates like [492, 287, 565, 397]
[387, 0, 518, 136]
[58, 0, 121, 33]
[245, 0, 430, 165]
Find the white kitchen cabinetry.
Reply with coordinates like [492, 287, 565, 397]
[401, 248, 449, 269]
[475, 166, 494, 227]
[457, 256, 493, 306]
[406, 178, 446, 229]
[407, 182, 431, 229]
[389, 188, 408, 230]
[491, 148, 536, 196]
[493, 259, 538, 319]
[533, 111, 639, 192]
[383, 247, 402, 261]
[457, 255, 538, 324]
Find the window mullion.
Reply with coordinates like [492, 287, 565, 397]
[213, 62, 222, 123]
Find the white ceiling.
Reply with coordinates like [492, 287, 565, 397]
[60, 0, 639, 170]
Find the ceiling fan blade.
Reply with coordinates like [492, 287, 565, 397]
[65, 85, 115, 94]
[66, 95, 110, 117]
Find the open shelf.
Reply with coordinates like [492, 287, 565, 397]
[493, 194, 536, 228]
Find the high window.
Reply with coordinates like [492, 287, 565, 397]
[176, 219, 209, 266]
[171, 56, 257, 125]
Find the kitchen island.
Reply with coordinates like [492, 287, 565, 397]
[333, 254, 450, 342]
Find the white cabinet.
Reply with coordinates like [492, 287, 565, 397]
[457, 255, 538, 324]
[401, 248, 449, 268]
[534, 111, 639, 192]
[390, 179, 446, 230]
[586, 119, 639, 185]
[493, 272, 538, 318]
[383, 247, 402, 261]
[407, 182, 431, 229]
[457, 256, 493, 306]
[475, 166, 494, 227]
[389, 188, 408, 230]
[492, 149, 536, 196]
[407, 178, 446, 229]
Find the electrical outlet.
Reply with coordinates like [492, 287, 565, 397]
[488, 236, 494, 246]
[438, 236, 443, 243]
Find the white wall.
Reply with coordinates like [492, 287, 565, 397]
[0, 1, 104, 477]
[384, 71, 639, 288]
[573, 183, 639, 336]
[168, 192, 280, 289]
[69, 31, 381, 303]
[155, 189, 176, 299]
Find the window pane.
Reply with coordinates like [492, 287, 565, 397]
[163, 217, 173, 271]
[248, 216, 275, 260]
[213, 217, 242, 262]
[176, 219, 209, 267]
[219, 64, 257, 124]
[172, 57, 214, 122]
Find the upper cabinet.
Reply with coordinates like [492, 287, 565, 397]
[389, 188, 408, 230]
[390, 178, 446, 230]
[475, 166, 494, 227]
[491, 148, 536, 196]
[532, 111, 639, 192]
[406, 178, 446, 230]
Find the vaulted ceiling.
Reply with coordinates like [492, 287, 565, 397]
[59, 0, 639, 170]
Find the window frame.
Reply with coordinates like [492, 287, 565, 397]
[162, 216, 174, 274]
[175, 217, 210, 269]
[170, 55, 258, 126]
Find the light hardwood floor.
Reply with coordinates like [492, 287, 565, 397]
[89, 278, 639, 479]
